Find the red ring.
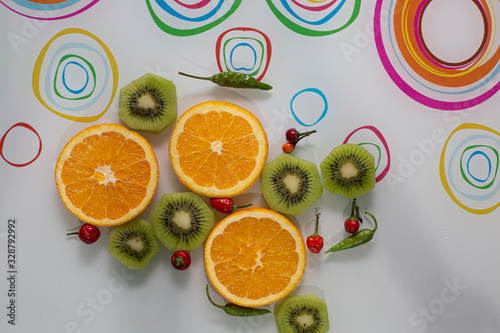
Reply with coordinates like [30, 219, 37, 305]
[0, 123, 42, 167]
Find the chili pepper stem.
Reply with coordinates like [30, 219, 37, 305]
[206, 285, 225, 310]
[234, 203, 253, 210]
[312, 213, 320, 236]
[352, 199, 363, 224]
[364, 211, 378, 233]
[178, 72, 214, 81]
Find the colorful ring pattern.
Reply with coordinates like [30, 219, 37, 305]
[343, 125, 391, 183]
[32, 28, 118, 123]
[439, 123, 500, 214]
[266, 0, 361, 36]
[0, 0, 99, 20]
[374, 0, 500, 110]
[215, 27, 272, 81]
[146, 0, 242, 36]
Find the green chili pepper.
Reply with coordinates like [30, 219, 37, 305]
[325, 211, 378, 253]
[205, 285, 271, 316]
[179, 71, 273, 90]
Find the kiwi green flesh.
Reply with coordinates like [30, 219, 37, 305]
[261, 154, 323, 216]
[274, 294, 329, 333]
[320, 143, 375, 199]
[119, 72, 177, 135]
[151, 192, 215, 251]
[108, 218, 159, 270]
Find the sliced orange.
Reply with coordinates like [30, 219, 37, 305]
[204, 207, 306, 307]
[169, 101, 268, 197]
[55, 124, 159, 227]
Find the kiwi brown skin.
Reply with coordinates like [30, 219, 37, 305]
[274, 294, 329, 333]
[320, 143, 376, 199]
[260, 153, 323, 216]
[151, 192, 215, 251]
[108, 218, 160, 270]
[119, 72, 177, 135]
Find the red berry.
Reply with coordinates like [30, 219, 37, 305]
[286, 128, 299, 143]
[67, 224, 100, 244]
[282, 142, 294, 154]
[171, 251, 191, 270]
[344, 218, 360, 234]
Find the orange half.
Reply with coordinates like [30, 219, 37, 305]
[204, 207, 306, 307]
[55, 124, 159, 227]
[169, 101, 268, 197]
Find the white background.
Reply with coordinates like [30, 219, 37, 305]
[1, 1, 499, 332]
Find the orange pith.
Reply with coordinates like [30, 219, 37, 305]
[204, 207, 306, 307]
[169, 101, 268, 198]
[55, 124, 159, 227]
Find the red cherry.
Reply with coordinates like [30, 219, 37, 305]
[286, 128, 299, 143]
[344, 218, 360, 234]
[282, 142, 295, 154]
[67, 224, 100, 244]
[171, 251, 191, 270]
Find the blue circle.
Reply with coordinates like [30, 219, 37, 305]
[290, 88, 328, 126]
[467, 150, 491, 183]
[62, 61, 89, 95]
[230, 42, 257, 71]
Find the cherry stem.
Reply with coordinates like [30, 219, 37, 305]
[66, 232, 78, 236]
[296, 130, 317, 143]
[312, 213, 320, 236]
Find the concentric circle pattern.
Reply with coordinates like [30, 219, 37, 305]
[216, 27, 272, 81]
[343, 126, 391, 183]
[374, 0, 500, 110]
[32, 28, 118, 123]
[266, 0, 361, 36]
[440, 123, 500, 214]
[146, 0, 242, 36]
[0, 0, 99, 20]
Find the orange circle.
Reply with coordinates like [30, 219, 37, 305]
[204, 207, 306, 307]
[55, 124, 159, 227]
[169, 101, 268, 197]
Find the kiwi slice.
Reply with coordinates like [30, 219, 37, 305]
[274, 294, 329, 333]
[320, 143, 376, 199]
[119, 72, 177, 134]
[108, 218, 159, 270]
[261, 153, 323, 216]
[151, 192, 215, 251]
